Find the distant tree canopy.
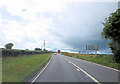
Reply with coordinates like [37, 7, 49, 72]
[5, 43, 14, 49]
[102, 9, 120, 63]
[35, 48, 42, 51]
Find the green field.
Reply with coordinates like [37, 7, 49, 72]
[2, 53, 51, 82]
[63, 53, 120, 70]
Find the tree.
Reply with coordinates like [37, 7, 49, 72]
[35, 48, 42, 51]
[5, 43, 14, 49]
[102, 9, 120, 63]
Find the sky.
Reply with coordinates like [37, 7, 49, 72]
[0, 0, 119, 54]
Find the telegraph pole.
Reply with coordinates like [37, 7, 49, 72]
[86, 45, 89, 55]
[44, 40, 45, 51]
[95, 45, 98, 56]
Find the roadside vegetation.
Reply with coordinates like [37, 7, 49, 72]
[2, 53, 51, 82]
[63, 53, 120, 70]
[102, 9, 120, 63]
[2, 49, 51, 57]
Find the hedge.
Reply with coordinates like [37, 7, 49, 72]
[1, 49, 52, 57]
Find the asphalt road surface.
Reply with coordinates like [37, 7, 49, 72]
[30, 53, 119, 83]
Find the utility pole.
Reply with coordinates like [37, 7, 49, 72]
[44, 40, 45, 51]
[95, 45, 98, 56]
[86, 45, 89, 55]
[79, 45, 84, 54]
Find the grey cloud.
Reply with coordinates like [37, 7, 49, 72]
[47, 2, 117, 54]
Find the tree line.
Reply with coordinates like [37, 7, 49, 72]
[4, 43, 46, 51]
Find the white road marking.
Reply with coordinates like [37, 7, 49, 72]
[31, 56, 52, 84]
[76, 68, 80, 71]
[88, 61, 120, 72]
[65, 59, 100, 84]
[72, 57, 120, 72]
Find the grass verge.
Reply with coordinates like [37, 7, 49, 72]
[63, 53, 120, 70]
[2, 53, 51, 82]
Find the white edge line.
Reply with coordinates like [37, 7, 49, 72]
[64, 55, 120, 72]
[65, 59, 100, 84]
[75, 58, 120, 72]
[31, 55, 52, 84]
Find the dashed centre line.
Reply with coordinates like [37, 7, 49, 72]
[76, 68, 80, 71]
[65, 58, 100, 84]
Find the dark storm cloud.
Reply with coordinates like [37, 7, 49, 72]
[48, 2, 118, 54]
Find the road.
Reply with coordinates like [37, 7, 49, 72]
[30, 53, 119, 83]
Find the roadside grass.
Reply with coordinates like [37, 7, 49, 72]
[2, 53, 51, 82]
[63, 53, 120, 70]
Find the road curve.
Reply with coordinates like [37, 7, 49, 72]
[30, 53, 119, 83]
